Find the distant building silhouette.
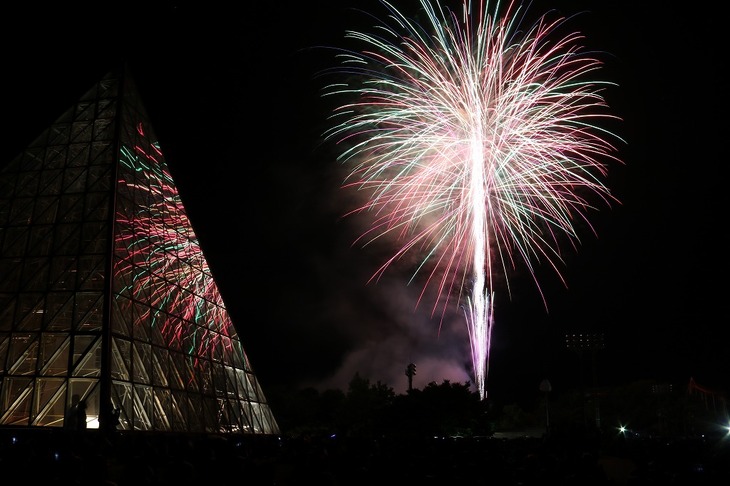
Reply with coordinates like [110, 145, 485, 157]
[0, 65, 279, 435]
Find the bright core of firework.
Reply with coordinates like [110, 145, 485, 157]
[322, 0, 623, 399]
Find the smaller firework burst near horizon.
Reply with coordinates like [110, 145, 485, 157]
[320, 0, 624, 399]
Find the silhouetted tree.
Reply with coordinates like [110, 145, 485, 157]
[337, 373, 395, 438]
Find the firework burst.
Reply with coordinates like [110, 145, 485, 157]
[322, 0, 623, 399]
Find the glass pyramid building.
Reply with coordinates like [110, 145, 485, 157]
[0, 66, 280, 435]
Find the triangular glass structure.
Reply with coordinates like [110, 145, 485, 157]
[0, 66, 280, 434]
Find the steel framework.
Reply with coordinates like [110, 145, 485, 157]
[0, 66, 279, 434]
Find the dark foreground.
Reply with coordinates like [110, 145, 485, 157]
[1, 428, 728, 485]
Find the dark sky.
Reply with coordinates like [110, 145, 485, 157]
[2, 1, 726, 404]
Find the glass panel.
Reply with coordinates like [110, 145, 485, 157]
[39, 333, 69, 376]
[7, 333, 39, 375]
[34, 378, 65, 426]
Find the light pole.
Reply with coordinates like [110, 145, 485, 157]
[565, 332, 605, 430]
[405, 362, 417, 392]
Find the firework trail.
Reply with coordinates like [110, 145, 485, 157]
[322, 0, 622, 399]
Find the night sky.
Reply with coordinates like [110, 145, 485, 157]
[2, 1, 726, 404]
